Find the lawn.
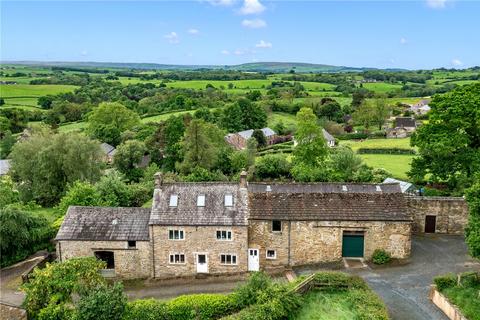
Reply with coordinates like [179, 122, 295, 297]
[363, 82, 403, 93]
[359, 154, 414, 180]
[339, 138, 413, 152]
[294, 291, 358, 320]
[267, 112, 297, 128]
[0, 84, 77, 98]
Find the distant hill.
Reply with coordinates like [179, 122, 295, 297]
[3, 60, 406, 73]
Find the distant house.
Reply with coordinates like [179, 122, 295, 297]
[225, 127, 277, 150]
[383, 178, 416, 194]
[386, 127, 408, 139]
[394, 117, 417, 132]
[322, 129, 336, 147]
[0, 159, 11, 176]
[409, 99, 431, 115]
[100, 143, 116, 163]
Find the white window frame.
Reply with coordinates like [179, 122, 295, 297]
[197, 194, 206, 207]
[266, 249, 277, 260]
[169, 253, 186, 264]
[220, 253, 238, 265]
[168, 229, 185, 240]
[216, 230, 233, 241]
[169, 194, 178, 207]
[224, 194, 233, 207]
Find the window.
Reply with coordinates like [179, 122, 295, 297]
[169, 194, 178, 207]
[197, 195, 205, 207]
[216, 230, 232, 240]
[266, 250, 276, 259]
[169, 253, 185, 264]
[127, 241, 136, 248]
[220, 254, 237, 265]
[224, 194, 233, 207]
[272, 220, 282, 232]
[169, 229, 184, 240]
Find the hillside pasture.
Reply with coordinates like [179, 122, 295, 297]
[362, 82, 403, 93]
[339, 138, 413, 151]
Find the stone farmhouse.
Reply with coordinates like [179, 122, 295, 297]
[55, 172, 468, 280]
[225, 127, 277, 150]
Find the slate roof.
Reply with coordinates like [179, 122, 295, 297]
[149, 183, 248, 226]
[322, 129, 335, 142]
[100, 142, 116, 156]
[383, 178, 415, 193]
[247, 183, 410, 221]
[395, 117, 417, 128]
[55, 206, 151, 241]
[0, 159, 11, 175]
[237, 127, 276, 139]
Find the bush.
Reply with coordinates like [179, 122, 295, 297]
[313, 272, 368, 290]
[337, 133, 369, 140]
[232, 272, 273, 308]
[371, 249, 391, 265]
[254, 154, 291, 180]
[167, 294, 238, 320]
[357, 147, 416, 155]
[123, 299, 169, 320]
[434, 274, 457, 291]
[76, 283, 127, 320]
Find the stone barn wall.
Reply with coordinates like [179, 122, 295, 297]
[407, 196, 468, 234]
[151, 226, 249, 279]
[57, 240, 151, 279]
[248, 220, 412, 272]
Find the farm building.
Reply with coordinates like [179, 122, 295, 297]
[394, 117, 418, 132]
[322, 129, 336, 147]
[100, 142, 116, 163]
[225, 127, 277, 150]
[55, 173, 469, 279]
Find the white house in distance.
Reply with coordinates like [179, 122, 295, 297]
[409, 99, 431, 115]
[293, 129, 336, 148]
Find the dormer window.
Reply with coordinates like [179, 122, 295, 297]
[224, 194, 233, 207]
[197, 195, 205, 207]
[342, 185, 348, 192]
[169, 194, 178, 207]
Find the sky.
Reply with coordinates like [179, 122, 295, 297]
[1, 0, 479, 69]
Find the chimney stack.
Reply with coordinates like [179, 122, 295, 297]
[154, 172, 163, 188]
[240, 170, 248, 188]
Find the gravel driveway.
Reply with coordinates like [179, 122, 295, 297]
[348, 235, 478, 320]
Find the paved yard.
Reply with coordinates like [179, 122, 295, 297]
[344, 235, 478, 320]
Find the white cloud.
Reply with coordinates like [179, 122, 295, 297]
[164, 32, 179, 44]
[206, 0, 236, 6]
[426, 0, 447, 9]
[400, 37, 407, 45]
[188, 28, 199, 35]
[452, 58, 463, 67]
[255, 40, 272, 48]
[221, 49, 230, 55]
[241, 18, 266, 28]
[234, 49, 246, 55]
[239, 0, 265, 15]
[80, 50, 88, 56]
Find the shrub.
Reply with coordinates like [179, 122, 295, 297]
[123, 299, 169, 320]
[337, 133, 369, 140]
[254, 154, 291, 180]
[76, 283, 127, 320]
[232, 272, 273, 308]
[357, 147, 416, 155]
[167, 294, 238, 320]
[371, 249, 391, 265]
[434, 274, 457, 291]
[313, 272, 367, 290]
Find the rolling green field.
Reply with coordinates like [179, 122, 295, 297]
[1, 84, 77, 109]
[363, 82, 403, 93]
[339, 138, 413, 151]
[359, 154, 413, 180]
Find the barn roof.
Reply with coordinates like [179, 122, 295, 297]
[149, 183, 248, 226]
[322, 129, 335, 142]
[237, 127, 276, 139]
[55, 206, 151, 241]
[247, 183, 410, 222]
[395, 117, 417, 128]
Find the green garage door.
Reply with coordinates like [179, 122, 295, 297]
[342, 233, 364, 258]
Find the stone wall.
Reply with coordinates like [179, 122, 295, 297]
[0, 302, 27, 320]
[429, 285, 468, 320]
[248, 220, 411, 271]
[407, 196, 469, 234]
[151, 226, 248, 279]
[57, 240, 151, 279]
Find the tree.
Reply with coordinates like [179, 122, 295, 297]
[221, 103, 244, 132]
[329, 147, 364, 181]
[409, 83, 480, 189]
[0, 206, 54, 268]
[370, 97, 392, 130]
[76, 283, 127, 320]
[465, 178, 480, 258]
[352, 100, 375, 131]
[0, 98, 4, 106]
[9, 131, 103, 206]
[252, 129, 267, 148]
[0, 130, 16, 158]
[87, 102, 140, 146]
[22, 257, 106, 317]
[177, 119, 225, 174]
[255, 154, 291, 180]
[114, 140, 147, 181]
[57, 181, 104, 214]
[315, 98, 343, 123]
[292, 108, 328, 167]
[95, 171, 132, 207]
[238, 98, 267, 130]
[38, 95, 54, 109]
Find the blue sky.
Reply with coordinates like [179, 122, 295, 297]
[1, 0, 479, 69]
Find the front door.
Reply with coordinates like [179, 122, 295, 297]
[425, 215, 436, 233]
[196, 254, 208, 273]
[248, 249, 259, 271]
